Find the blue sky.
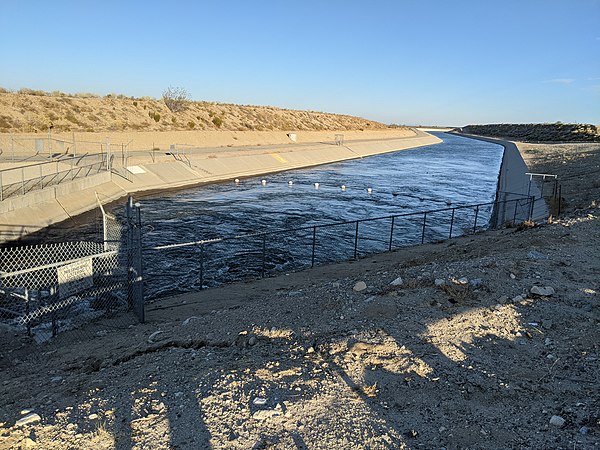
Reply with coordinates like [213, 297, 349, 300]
[1, 0, 599, 126]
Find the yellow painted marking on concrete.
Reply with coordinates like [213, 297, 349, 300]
[270, 153, 288, 163]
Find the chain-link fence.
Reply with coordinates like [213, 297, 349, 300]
[0, 198, 143, 343]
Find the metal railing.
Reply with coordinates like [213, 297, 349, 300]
[143, 195, 543, 298]
[0, 153, 109, 201]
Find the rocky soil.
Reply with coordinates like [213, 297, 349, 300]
[0, 142, 598, 449]
[462, 124, 600, 143]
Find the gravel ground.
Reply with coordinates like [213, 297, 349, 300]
[0, 142, 598, 450]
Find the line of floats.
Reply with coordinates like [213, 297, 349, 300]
[234, 178, 373, 194]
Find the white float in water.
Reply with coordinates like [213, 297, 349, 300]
[234, 178, 240, 183]
[261, 179, 267, 185]
[367, 187, 373, 194]
[314, 182, 320, 189]
[341, 185, 346, 191]
[288, 181, 293, 186]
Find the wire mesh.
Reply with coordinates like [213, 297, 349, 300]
[0, 202, 137, 343]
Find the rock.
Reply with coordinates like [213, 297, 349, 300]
[498, 296, 509, 304]
[549, 415, 565, 427]
[182, 316, 200, 326]
[390, 277, 403, 286]
[15, 413, 41, 427]
[353, 281, 367, 292]
[510, 273, 516, 279]
[542, 319, 553, 330]
[20, 409, 33, 415]
[434, 279, 446, 286]
[253, 397, 267, 405]
[527, 250, 548, 260]
[531, 286, 555, 296]
[50, 376, 63, 383]
[457, 277, 468, 285]
[512, 294, 525, 303]
[544, 338, 552, 346]
[88, 413, 98, 420]
[248, 336, 257, 346]
[147, 331, 167, 343]
[21, 437, 36, 449]
[579, 426, 589, 435]
[252, 409, 281, 420]
[306, 346, 315, 354]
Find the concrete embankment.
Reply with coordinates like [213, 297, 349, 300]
[453, 133, 548, 225]
[0, 131, 441, 242]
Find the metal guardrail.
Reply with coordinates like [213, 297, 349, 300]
[145, 195, 546, 297]
[0, 154, 109, 201]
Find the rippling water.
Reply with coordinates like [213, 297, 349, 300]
[32, 133, 504, 299]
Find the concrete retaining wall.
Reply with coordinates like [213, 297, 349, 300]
[0, 132, 441, 243]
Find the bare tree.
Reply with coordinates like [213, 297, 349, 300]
[162, 86, 189, 113]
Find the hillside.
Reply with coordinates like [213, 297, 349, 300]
[0, 89, 387, 133]
[461, 123, 600, 142]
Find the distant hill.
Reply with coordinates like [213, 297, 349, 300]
[461, 123, 600, 142]
[0, 88, 388, 133]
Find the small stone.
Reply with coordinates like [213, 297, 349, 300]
[544, 338, 552, 346]
[457, 277, 468, 285]
[88, 413, 98, 420]
[510, 273, 516, 279]
[434, 279, 445, 286]
[390, 277, 403, 286]
[248, 336, 257, 346]
[531, 286, 555, 297]
[147, 330, 166, 343]
[20, 409, 33, 415]
[353, 281, 367, 292]
[252, 409, 280, 420]
[542, 319, 553, 330]
[332, 282, 340, 288]
[498, 296, 509, 304]
[182, 316, 200, 326]
[579, 426, 589, 435]
[306, 346, 315, 354]
[253, 397, 267, 405]
[15, 413, 41, 427]
[527, 250, 548, 260]
[512, 295, 525, 303]
[50, 376, 63, 383]
[549, 415, 565, 427]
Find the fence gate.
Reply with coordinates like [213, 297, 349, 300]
[0, 197, 144, 343]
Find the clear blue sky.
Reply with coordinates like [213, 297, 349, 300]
[1, 0, 599, 126]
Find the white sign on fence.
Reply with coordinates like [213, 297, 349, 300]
[57, 258, 94, 299]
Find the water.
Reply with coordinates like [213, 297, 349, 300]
[33, 132, 505, 299]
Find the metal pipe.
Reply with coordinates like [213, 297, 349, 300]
[354, 221, 359, 259]
[311, 226, 317, 268]
[388, 216, 395, 251]
[261, 234, 266, 278]
[449, 208, 455, 238]
[421, 212, 427, 244]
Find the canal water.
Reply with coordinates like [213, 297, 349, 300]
[36, 132, 505, 299]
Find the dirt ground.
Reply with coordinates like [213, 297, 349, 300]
[0, 142, 598, 449]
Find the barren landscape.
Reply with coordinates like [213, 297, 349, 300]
[0, 133, 598, 449]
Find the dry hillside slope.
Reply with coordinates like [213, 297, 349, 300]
[461, 123, 600, 142]
[0, 89, 388, 133]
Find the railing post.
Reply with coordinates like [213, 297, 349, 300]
[557, 185, 562, 216]
[512, 198, 519, 224]
[529, 196, 535, 221]
[21, 167, 25, 195]
[261, 234, 266, 278]
[388, 216, 395, 251]
[449, 208, 455, 238]
[0, 173, 3, 201]
[473, 205, 479, 233]
[354, 221, 359, 260]
[421, 212, 427, 244]
[39, 164, 43, 189]
[311, 226, 317, 268]
[199, 244, 204, 290]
